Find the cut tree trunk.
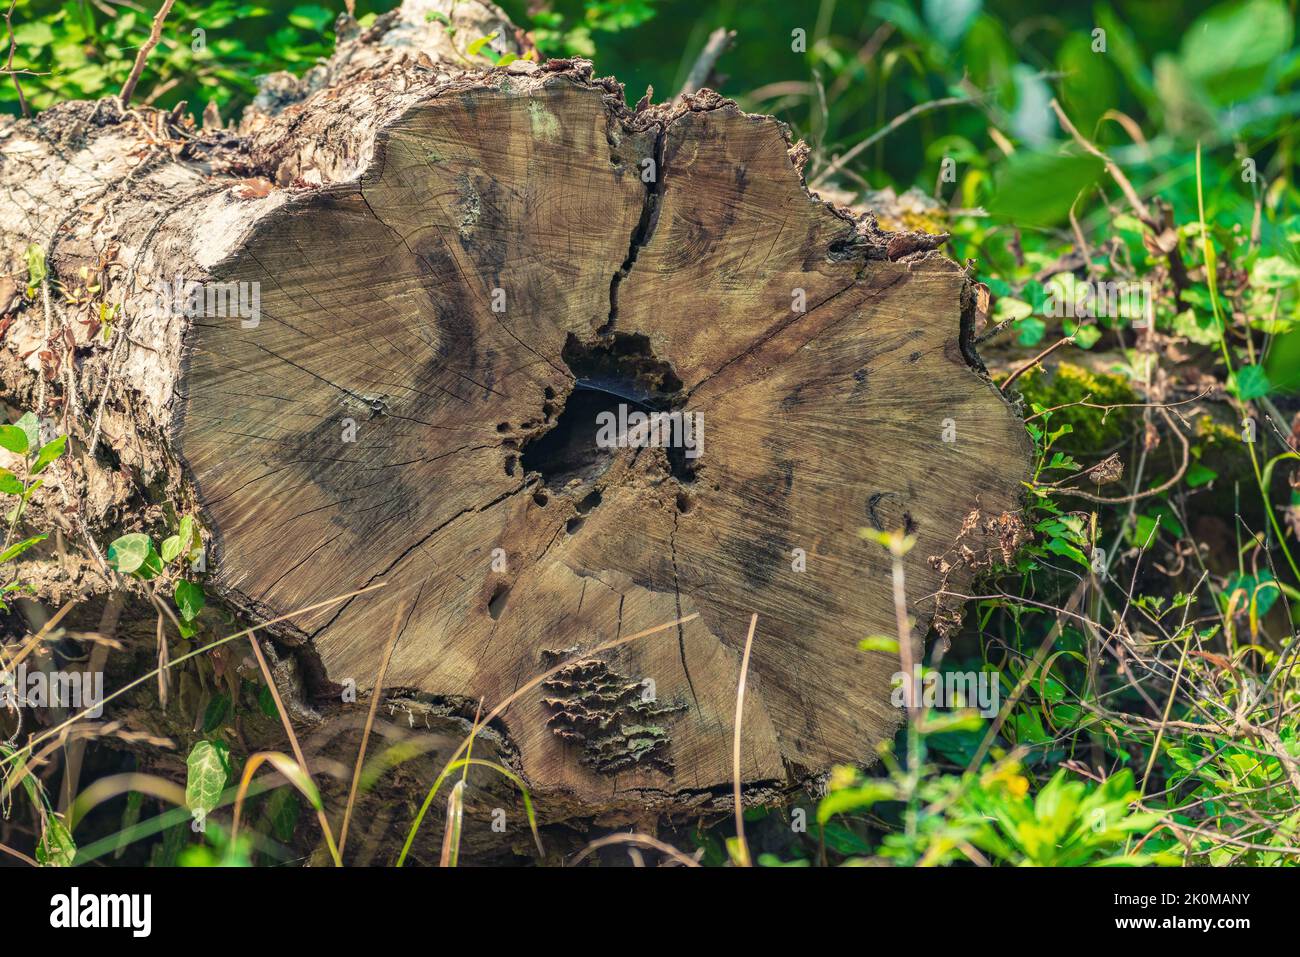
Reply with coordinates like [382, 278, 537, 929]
[0, 0, 1030, 824]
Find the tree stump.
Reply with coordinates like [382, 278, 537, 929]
[0, 0, 1030, 821]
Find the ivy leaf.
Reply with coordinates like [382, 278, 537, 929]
[203, 693, 230, 733]
[175, 579, 205, 622]
[135, 546, 164, 581]
[107, 533, 153, 574]
[160, 534, 182, 563]
[1172, 308, 1223, 345]
[185, 740, 230, 816]
[178, 515, 199, 560]
[1043, 535, 1089, 568]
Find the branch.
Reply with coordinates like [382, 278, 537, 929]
[1000, 334, 1076, 392]
[679, 26, 735, 97]
[119, 0, 176, 106]
[811, 94, 974, 188]
[4, 0, 28, 117]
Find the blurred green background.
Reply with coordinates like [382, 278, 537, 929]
[4, 0, 1297, 220]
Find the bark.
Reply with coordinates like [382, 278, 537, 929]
[0, 0, 1030, 831]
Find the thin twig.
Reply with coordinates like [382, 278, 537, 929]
[1055, 407, 1189, 503]
[731, 613, 758, 867]
[812, 95, 974, 187]
[1050, 98, 1153, 227]
[1000, 334, 1076, 392]
[3, 0, 28, 117]
[118, 0, 176, 106]
[680, 26, 735, 97]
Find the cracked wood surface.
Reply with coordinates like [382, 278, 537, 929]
[0, 0, 1031, 814]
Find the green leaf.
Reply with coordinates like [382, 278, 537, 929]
[817, 781, 898, 824]
[0, 534, 47, 563]
[259, 683, 278, 718]
[286, 4, 333, 31]
[466, 32, 497, 57]
[1225, 571, 1280, 617]
[1231, 364, 1271, 400]
[24, 244, 46, 296]
[1185, 463, 1218, 488]
[1172, 307, 1224, 345]
[15, 413, 40, 451]
[30, 435, 66, 475]
[13, 22, 54, 48]
[1180, 0, 1293, 104]
[265, 788, 301, 842]
[1056, 32, 1117, 134]
[160, 534, 182, 563]
[36, 814, 76, 867]
[1044, 536, 1089, 568]
[424, 10, 450, 24]
[0, 469, 23, 495]
[1250, 255, 1300, 289]
[1066, 322, 1102, 350]
[203, 693, 230, 733]
[135, 547, 164, 581]
[107, 533, 153, 574]
[859, 635, 900, 653]
[178, 515, 199, 559]
[987, 151, 1104, 227]
[185, 740, 230, 815]
[922, 0, 981, 48]
[0, 425, 28, 455]
[175, 580, 205, 622]
[1015, 316, 1046, 347]
[1265, 327, 1300, 393]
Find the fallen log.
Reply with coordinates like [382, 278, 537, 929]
[0, 0, 1030, 834]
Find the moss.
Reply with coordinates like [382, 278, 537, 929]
[1015, 362, 1137, 452]
[1192, 414, 1255, 482]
